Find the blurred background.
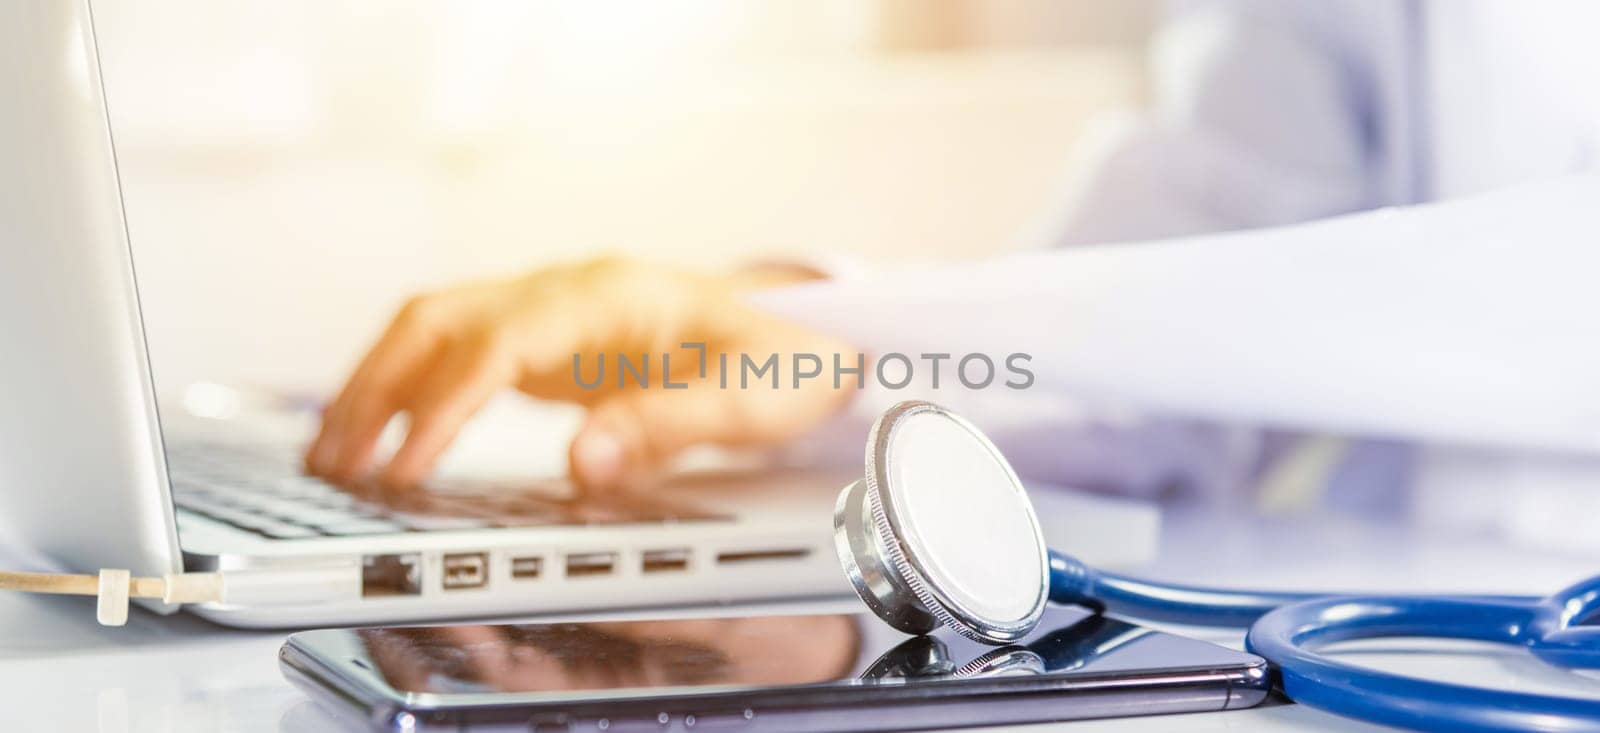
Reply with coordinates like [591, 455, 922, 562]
[93, 0, 1155, 394]
[73, 0, 1600, 565]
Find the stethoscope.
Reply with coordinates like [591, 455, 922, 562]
[835, 401, 1600, 732]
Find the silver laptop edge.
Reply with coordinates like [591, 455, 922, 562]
[0, 0, 185, 611]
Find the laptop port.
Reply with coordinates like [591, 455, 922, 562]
[362, 553, 422, 597]
[442, 552, 488, 590]
[716, 548, 811, 565]
[565, 551, 617, 578]
[641, 548, 690, 573]
[510, 556, 544, 580]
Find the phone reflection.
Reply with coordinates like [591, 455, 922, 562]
[1027, 614, 1157, 672]
[357, 612, 1158, 695]
[862, 615, 1147, 682]
[360, 616, 862, 694]
[863, 637, 1046, 681]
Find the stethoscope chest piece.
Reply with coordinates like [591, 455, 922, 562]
[834, 401, 1050, 645]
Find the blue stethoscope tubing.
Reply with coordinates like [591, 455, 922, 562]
[1047, 551, 1600, 732]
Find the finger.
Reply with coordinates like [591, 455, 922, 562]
[380, 332, 515, 490]
[309, 302, 438, 474]
[569, 386, 735, 494]
[568, 373, 839, 494]
[324, 386, 406, 484]
[318, 339, 442, 484]
[303, 402, 334, 475]
[307, 298, 450, 476]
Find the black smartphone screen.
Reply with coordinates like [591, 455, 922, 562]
[282, 607, 1268, 732]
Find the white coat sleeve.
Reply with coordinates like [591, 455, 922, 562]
[756, 176, 1600, 461]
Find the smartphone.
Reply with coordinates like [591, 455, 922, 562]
[280, 607, 1269, 732]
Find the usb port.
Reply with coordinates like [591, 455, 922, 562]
[716, 548, 812, 565]
[442, 552, 488, 590]
[641, 548, 690, 573]
[510, 556, 544, 579]
[565, 551, 617, 578]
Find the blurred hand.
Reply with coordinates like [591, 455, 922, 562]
[305, 257, 852, 492]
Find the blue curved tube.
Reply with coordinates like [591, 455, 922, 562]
[1045, 550, 1600, 732]
[1047, 551, 1321, 627]
[1246, 595, 1600, 732]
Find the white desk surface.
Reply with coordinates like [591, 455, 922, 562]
[3, 510, 1597, 733]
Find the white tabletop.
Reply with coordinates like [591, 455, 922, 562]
[3, 511, 1596, 733]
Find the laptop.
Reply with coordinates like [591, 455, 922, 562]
[0, 1, 1159, 630]
[0, 0, 851, 628]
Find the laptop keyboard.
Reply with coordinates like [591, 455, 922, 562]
[165, 440, 729, 541]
